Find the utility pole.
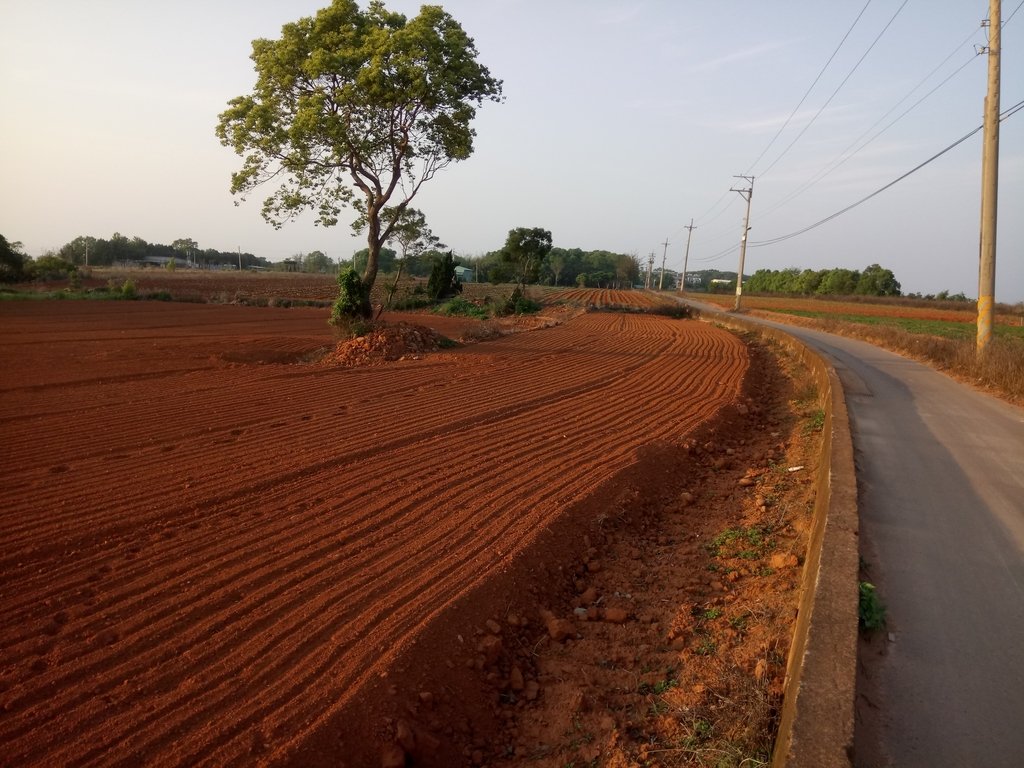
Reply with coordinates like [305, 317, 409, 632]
[730, 175, 754, 311]
[978, 0, 1000, 353]
[84, 240, 89, 267]
[658, 239, 669, 290]
[645, 252, 655, 290]
[237, 247, 242, 272]
[679, 219, 696, 294]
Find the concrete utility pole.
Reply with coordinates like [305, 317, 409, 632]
[645, 252, 655, 289]
[730, 175, 754, 311]
[237, 247, 243, 272]
[679, 219, 696, 294]
[658, 239, 669, 290]
[977, 0, 1000, 354]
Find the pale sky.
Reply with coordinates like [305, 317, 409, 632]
[2, 0, 1022, 301]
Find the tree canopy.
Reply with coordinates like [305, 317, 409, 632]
[744, 265, 902, 297]
[499, 227, 552, 287]
[216, 0, 502, 317]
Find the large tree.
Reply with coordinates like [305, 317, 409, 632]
[216, 0, 502, 317]
[500, 227, 552, 287]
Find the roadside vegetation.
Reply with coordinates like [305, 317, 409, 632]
[691, 292, 1024, 405]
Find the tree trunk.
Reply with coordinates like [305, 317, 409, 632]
[360, 211, 382, 318]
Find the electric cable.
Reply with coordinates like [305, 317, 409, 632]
[745, 0, 873, 177]
[757, 0, 910, 180]
[748, 97, 1024, 249]
[758, 43, 981, 220]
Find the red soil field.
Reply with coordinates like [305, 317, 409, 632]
[547, 288, 673, 310]
[693, 292, 1020, 326]
[0, 300, 748, 766]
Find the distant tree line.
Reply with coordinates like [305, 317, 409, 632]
[743, 264, 902, 297]
[342, 227, 642, 289]
[37, 234, 266, 271]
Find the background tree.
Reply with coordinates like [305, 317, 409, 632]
[0, 235, 27, 281]
[390, 208, 444, 264]
[303, 250, 331, 273]
[426, 251, 462, 301]
[172, 237, 199, 265]
[817, 268, 861, 296]
[500, 227, 552, 287]
[614, 252, 640, 288]
[380, 208, 444, 312]
[856, 263, 901, 296]
[547, 248, 567, 286]
[352, 247, 397, 276]
[216, 0, 502, 318]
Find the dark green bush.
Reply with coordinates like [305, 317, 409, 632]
[427, 251, 462, 301]
[330, 267, 371, 324]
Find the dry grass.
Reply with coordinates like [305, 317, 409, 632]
[803, 316, 1024, 405]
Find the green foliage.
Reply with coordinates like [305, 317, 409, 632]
[352, 248, 397, 276]
[804, 408, 826, 434]
[856, 263, 901, 296]
[120, 278, 137, 299]
[427, 251, 463, 301]
[389, 208, 444, 263]
[27, 255, 77, 281]
[707, 526, 773, 560]
[437, 296, 488, 319]
[500, 286, 541, 315]
[858, 581, 887, 632]
[216, 0, 502, 296]
[330, 267, 371, 323]
[744, 264, 902, 297]
[0, 235, 28, 282]
[499, 227, 552, 286]
[302, 250, 332, 273]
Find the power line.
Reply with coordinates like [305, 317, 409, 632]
[1005, 0, 1024, 25]
[757, 40, 982, 221]
[757, 0, 910, 180]
[748, 98, 1024, 249]
[745, 0, 873, 176]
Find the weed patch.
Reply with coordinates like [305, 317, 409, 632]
[858, 581, 886, 632]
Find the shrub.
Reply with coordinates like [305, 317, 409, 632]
[27, 255, 76, 282]
[120, 278, 137, 299]
[426, 251, 462, 301]
[500, 286, 541, 315]
[437, 296, 489, 319]
[858, 581, 886, 632]
[330, 267, 371, 324]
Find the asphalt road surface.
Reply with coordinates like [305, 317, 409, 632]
[682, 299, 1024, 767]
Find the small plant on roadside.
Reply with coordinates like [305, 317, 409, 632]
[804, 408, 826, 434]
[695, 638, 717, 656]
[729, 611, 751, 633]
[858, 581, 887, 632]
[120, 278, 137, 299]
[707, 525, 773, 560]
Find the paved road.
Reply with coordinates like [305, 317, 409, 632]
[682, 300, 1024, 767]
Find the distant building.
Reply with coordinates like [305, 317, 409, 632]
[454, 265, 475, 283]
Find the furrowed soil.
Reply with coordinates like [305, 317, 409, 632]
[0, 295, 817, 767]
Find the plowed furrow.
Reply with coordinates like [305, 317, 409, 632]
[0, 304, 748, 767]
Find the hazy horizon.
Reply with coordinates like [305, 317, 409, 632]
[2, 1, 1021, 301]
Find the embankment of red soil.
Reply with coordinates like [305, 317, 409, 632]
[0, 300, 748, 767]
